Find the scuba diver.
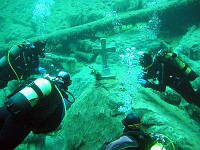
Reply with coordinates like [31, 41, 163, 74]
[0, 71, 75, 149]
[0, 40, 47, 89]
[101, 113, 172, 150]
[138, 50, 200, 107]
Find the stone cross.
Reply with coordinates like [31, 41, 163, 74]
[93, 38, 116, 78]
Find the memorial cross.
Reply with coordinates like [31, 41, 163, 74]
[93, 38, 116, 78]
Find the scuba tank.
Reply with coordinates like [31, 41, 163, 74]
[157, 50, 198, 81]
[4, 78, 52, 116]
[149, 133, 175, 150]
[5, 74, 75, 135]
[0, 41, 31, 67]
[0, 41, 32, 80]
[150, 143, 166, 150]
[0, 45, 22, 68]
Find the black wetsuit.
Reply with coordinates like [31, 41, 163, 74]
[0, 43, 40, 89]
[100, 129, 154, 150]
[143, 56, 200, 107]
[122, 130, 154, 150]
[0, 78, 67, 149]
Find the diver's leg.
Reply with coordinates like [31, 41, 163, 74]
[175, 79, 200, 107]
[0, 68, 12, 89]
[193, 89, 200, 107]
[0, 107, 9, 128]
[0, 111, 31, 149]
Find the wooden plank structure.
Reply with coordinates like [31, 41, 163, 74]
[0, 0, 199, 53]
[30, 0, 200, 41]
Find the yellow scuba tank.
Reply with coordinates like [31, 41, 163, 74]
[149, 133, 175, 150]
[150, 142, 166, 150]
[158, 51, 198, 81]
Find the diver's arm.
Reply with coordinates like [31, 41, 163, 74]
[146, 63, 166, 92]
[146, 82, 166, 92]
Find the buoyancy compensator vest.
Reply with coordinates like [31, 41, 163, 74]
[0, 41, 38, 81]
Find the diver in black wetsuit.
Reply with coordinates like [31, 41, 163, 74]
[0, 40, 46, 89]
[0, 71, 74, 149]
[138, 51, 200, 107]
[100, 113, 166, 150]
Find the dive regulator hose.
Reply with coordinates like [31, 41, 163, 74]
[7, 47, 20, 82]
